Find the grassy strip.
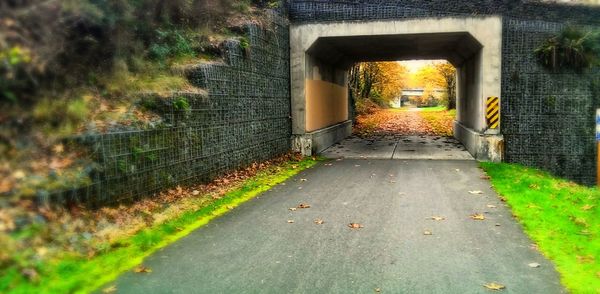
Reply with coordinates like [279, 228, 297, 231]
[480, 162, 599, 293]
[3, 157, 320, 294]
[419, 109, 456, 137]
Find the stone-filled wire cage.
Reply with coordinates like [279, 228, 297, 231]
[43, 11, 292, 207]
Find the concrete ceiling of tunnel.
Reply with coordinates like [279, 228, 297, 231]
[306, 32, 482, 68]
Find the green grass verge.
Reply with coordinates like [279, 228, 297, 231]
[417, 105, 447, 112]
[2, 157, 320, 294]
[480, 162, 599, 293]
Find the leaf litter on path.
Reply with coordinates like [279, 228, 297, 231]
[348, 223, 364, 229]
[470, 213, 486, 220]
[483, 282, 506, 290]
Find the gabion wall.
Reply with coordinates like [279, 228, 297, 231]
[49, 13, 291, 206]
[289, 0, 600, 185]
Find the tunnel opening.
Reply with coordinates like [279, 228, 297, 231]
[291, 17, 504, 161]
[325, 59, 466, 159]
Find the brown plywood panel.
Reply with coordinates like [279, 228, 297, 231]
[305, 79, 348, 132]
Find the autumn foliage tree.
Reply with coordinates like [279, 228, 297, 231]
[405, 61, 456, 109]
[349, 62, 407, 113]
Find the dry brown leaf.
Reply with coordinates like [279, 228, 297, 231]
[468, 190, 483, 195]
[102, 285, 117, 293]
[483, 282, 505, 290]
[297, 203, 311, 209]
[314, 219, 324, 225]
[348, 223, 364, 229]
[52, 144, 64, 154]
[576, 255, 595, 264]
[581, 204, 594, 211]
[423, 230, 433, 235]
[470, 213, 485, 220]
[134, 265, 152, 273]
[480, 175, 491, 180]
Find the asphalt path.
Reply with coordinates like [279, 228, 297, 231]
[108, 158, 564, 294]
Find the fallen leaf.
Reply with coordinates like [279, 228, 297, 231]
[581, 204, 594, 211]
[528, 262, 540, 268]
[348, 223, 364, 229]
[191, 190, 200, 196]
[483, 282, 505, 290]
[314, 219, 324, 225]
[486, 204, 497, 208]
[52, 144, 64, 154]
[226, 205, 234, 210]
[468, 190, 483, 195]
[297, 203, 311, 209]
[289, 207, 297, 211]
[423, 230, 433, 235]
[134, 265, 152, 273]
[13, 170, 25, 179]
[374, 288, 381, 292]
[499, 196, 507, 202]
[300, 178, 307, 182]
[455, 169, 460, 172]
[287, 220, 294, 223]
[576, 255, 595, 264]
[429, 216, 445, 221]
[530, 243, 539, 251]
[480, 175, 491, 180]
[470, 213, 486, 220]
[102, 285, 117, 293]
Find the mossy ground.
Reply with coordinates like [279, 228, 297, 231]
[481, 162, 599, 293]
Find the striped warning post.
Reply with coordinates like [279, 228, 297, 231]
[486, 96, 500, 129]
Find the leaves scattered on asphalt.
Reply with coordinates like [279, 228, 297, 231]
[483, 282, 506, 291]
[134, 265, 152, 273]
[468, 190, 484, 195]
[314, 219, 324, 225]
[348, 223, 364, 229]
[428, 216, 446, 221]
[470, 213, 486, 220]
[297, 203, 311, 209]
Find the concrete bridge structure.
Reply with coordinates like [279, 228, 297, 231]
[287, 0, 600, 184]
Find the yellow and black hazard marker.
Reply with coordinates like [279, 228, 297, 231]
[486, 96, 500, 129]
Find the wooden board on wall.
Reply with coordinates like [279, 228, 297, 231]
[305, 79, 348, 132]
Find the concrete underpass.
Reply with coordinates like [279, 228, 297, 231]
[290, 17, 504, 162]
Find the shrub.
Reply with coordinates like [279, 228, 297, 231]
[535, 27, 600, 71]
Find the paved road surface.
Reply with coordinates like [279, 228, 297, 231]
[321, 135, 473, 160]
[108, 158, 564, 293]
